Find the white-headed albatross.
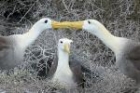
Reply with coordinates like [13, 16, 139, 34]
[58, 19, 140, 83]
[0, 18, 69, 70]
[46, 38, 85, 90]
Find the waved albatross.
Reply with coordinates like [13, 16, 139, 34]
[58, 19, 140, 83]
[0, 18, 68, 70]
[46, 38, 85, 90]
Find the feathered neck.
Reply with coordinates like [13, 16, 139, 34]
[56, 48, 70, 71]
[17, 25, 44, 49]
[89, 23, 124, 54]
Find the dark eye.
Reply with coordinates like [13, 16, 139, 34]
[88, 21, 91, 24]
[44, 20, 48, 23]
[60, 41, 63, 43]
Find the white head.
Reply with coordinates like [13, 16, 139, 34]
[58, 38, 73, 54]
[58, 19, 120, 53]
[82, 19, 106, 33]
[33, 18, 53, 31]
[32, 18, 73, 32]
[58, 19, 107, 36]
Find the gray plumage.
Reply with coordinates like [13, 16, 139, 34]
[36, 54, 94, 89]
[0, 36, 24, 70]
[0, 18, 66, 70]
[48, 54, 84, 88]
[116, 39, 140, 83]
[59, 19, 140, 84]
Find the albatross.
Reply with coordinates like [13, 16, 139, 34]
[0, 18, 68, 70]
[47, 38, 84, 90]
[58, 19, 140, 83]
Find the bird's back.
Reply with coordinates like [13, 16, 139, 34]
[69, 55, 84, 88]
[116, 39, 140, 83]
[0, 36, 24, 70]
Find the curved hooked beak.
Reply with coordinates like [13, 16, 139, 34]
[52, 21, 84, 29]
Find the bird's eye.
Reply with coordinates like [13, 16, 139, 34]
[44, 20, 48, 23]
[60, 41, 63, 43]
[88, 21, 91, 24]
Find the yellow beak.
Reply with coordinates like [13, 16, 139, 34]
[64, 43, 70, 54]
[52, 21, 84, 29]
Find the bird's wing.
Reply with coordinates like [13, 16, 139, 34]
[47, 54, 58, 78]
[69, 54, 94, 88]
[69, 59, 84, 88]
[0, 36, 12, 58]
[69, 54, 95, 76]
[127, 45, 140, 71]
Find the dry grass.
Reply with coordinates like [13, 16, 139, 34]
[0, 0, 140, 93]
